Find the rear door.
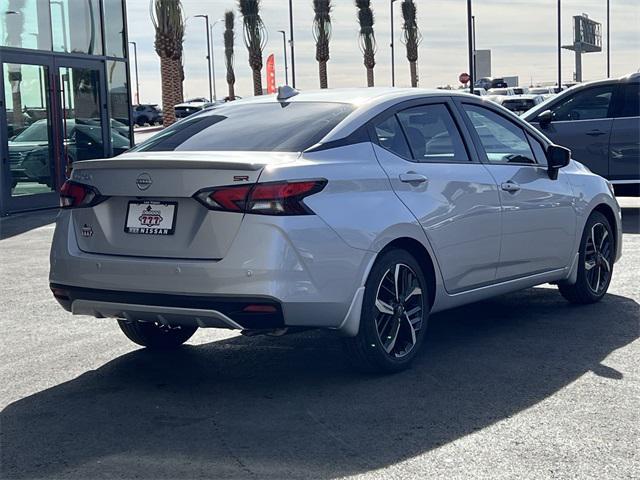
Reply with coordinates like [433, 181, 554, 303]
[609, 82, 640, 182]
[530, 83, 618, 178]
[458, 102, 576, 280]
[370, 98, 502, 293]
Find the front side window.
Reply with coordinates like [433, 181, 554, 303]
[547, 85, 616, 121]
[133, 102, 354, 153]
[374, 115, 412, 159]
[463, 105, 536, 165]
[396, 104, 469, 163]
[616, 83, 640, 118]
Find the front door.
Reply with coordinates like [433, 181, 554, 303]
[371, 99, 502, 294]
[459, 102, 577, 281]
[530, 83, 618, 179]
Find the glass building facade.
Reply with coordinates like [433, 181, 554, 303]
[0, 0, 132, 214]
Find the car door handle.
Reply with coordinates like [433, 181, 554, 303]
[586, 130, 607, 137]
[501, 181, 521, 193]
[399, 173, 428, 184]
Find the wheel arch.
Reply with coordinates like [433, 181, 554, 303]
[592, 203, 618, 258]
[377, 237, 437, 309]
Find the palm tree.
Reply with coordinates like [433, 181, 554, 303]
[312, 0, 333, 89]
[239, 0, 267, 96]
[401, 0, 422, 87]
[355, 0, 376, 87]
[151, 0, 185, 126]
[224, 10, 236, 100]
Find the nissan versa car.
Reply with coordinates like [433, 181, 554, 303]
[50, 87, 622, 372]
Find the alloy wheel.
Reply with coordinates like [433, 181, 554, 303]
[584, 222, 612, 295]
[374, 263, 424, 358]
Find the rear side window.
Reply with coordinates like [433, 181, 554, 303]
[464, 105, 537, 164]
[374, 115, 412, 159]
[396, 104, 469, 163]
[616, 84, 640, 118]
[548, 85, 616, 121]
[132, 102, 354, 152]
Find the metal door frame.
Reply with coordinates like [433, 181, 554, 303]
[53, 56, 110, 188]
[0, 52, 58, 214]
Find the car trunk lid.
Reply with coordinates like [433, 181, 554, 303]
[69, 151, 297, 259]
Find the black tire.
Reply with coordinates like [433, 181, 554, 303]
[559, 211, 614, 304]
[345, 249, 430, 373]
[136, 116, 148, 127]
[117, 320, 197, 349]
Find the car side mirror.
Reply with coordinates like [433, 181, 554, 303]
[546, 144, 571, 180]
[537, 109, 553, 127]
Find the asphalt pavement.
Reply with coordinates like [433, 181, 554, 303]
[1, 200, 638, 479]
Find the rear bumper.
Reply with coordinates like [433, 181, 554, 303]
[50, 211, 373, 330]
[51, 284, 284, 330]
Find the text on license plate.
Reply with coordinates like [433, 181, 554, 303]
[125, 201, 177, 235]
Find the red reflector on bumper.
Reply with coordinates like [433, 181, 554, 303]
[243, 305, 277, 313]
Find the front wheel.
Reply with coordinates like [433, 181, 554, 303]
[559, 211, 614, 304]
[118, 320, 197, 349]
[345, 249, 429, 373]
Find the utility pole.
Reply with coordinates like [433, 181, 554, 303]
[195, 14, 213, 102]
[288, 0, 296, 88]
[557, 0, 562, 88]
[472, 15, 477, 80]
[467, 0, 474, 91]
[606, 0, 610, 77]
[390, 0, 398, 86]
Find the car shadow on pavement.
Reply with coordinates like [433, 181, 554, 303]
[0, 209, 58, 240]
[1, 288, 638, 479]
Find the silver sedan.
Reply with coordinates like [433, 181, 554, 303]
[50, 87, 622, 372]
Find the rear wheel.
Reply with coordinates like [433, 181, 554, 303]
[117, 320, 197, 349]
[559, 211, 614, 304]
[345, 249, 429, 373]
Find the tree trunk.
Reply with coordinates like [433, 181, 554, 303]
[160, 57, 181, 127]
[410, 61, 418, 88]
[366, 67, 374, 87]
[252, 68, 263, 96]
[228, 82, 235, 100]
[319, 61, 328, 89]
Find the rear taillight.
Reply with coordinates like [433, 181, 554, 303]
[194, 180, 326, 216]
[60, 180, 103, 209]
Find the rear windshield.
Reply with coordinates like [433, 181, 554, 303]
[132, 102, 354, 152]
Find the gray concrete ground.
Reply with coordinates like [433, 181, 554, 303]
[1, 200, 638, 480]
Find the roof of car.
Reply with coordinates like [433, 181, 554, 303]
[230, 87, 469, 107]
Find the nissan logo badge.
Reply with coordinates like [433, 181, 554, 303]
[136, 173, 152, 191]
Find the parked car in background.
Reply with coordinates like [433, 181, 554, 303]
[488, 87, 516, 97]
[477, 77, 509, 90]
[9, 119, 131, 188]
[50, 87, 622, 373]
[174, 98, 215, 119]
[133, 104, 163, 127]
[523, 73, 640, 195]
[493, 94, 545, 115]
[513, 87, 529, 95]
[462, 87, 488, 96]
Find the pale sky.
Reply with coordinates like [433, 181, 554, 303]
[126, 0, 640, 105]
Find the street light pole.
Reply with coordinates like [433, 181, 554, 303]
[129, 41, 140, 104]
[557, 0, 562, 88]
[390, 0, 398, 87]
[467, 0, 474, 91]
[278, 30, 289, 85]
[195, 14, 213, 102]
[209, 20, 222, 102]
[288, 0, 296, 88]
